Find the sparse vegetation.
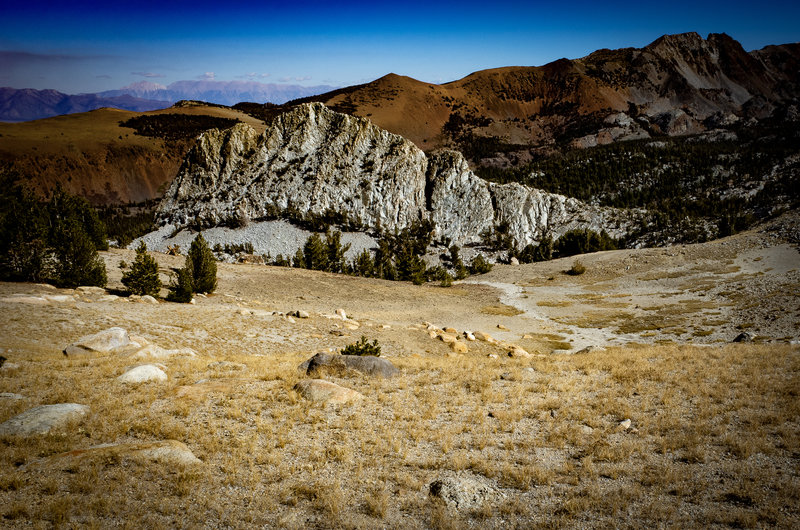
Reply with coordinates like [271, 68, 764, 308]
[0, 175, 107, 287]
[119, 114, 240, 140]
[566, 260, 587, 276]
[340, 336, 381, 357]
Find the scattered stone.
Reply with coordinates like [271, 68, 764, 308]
[428, 330, 438, 339]
[0, 295, 48, 305]
[76, 286, 106, 295]
[428, 475, 503, 510]
[0, 392, 25, 400]
[499, 372, 514, 381]
[497, 324, 509, 331]
[238, 308, 252, 315]
[619, 419, 632, 430]
[463, 331, 476, 341]
[0, 403, 89, 436]
[128, 335, 150, 347]
[43, 294, 74, 303]
[140, 295, 159, 304]
[129, 345, 198, 360]
[63, 327, 131, 356]
[54, 440, 201, 468]
[444, 327, 458, 334]
[576, 345, 605, 354]
[450, 341, 468, 354]
[522, 334, 534, 340]
[380, 324, 391, 330]
[474, 331, 497, 344]
[733, 332, 753, 343]
[286, 315, 296, 323]
[580, 425, 595, 435]
[487, 354, 498, 359]
[345, 322, 360, 331]
[502, 343, 531, 358]
[172, 380, 233, 401]
[118, 364, 168, 384]
[294, 379, 363, 405]
[510, 257, 520, 266]
[98, 294, 119, 303]
[300, 352, 399, 378]
[438, 334, 457, 345]
[330, 329, 348, 337]
[335, 308, 348, 320]
[291, 310, 310, 319]
[207, 361, 247, 372]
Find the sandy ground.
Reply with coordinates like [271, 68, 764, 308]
[0, 214, 798, 528]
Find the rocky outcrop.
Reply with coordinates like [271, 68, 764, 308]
[156, 103, 635, 249]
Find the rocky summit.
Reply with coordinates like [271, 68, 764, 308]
[155, 103, 635, 249]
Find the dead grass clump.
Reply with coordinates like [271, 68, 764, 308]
[481, 304, 523, 316]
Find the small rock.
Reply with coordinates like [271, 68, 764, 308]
[335, 308, 347, 320]
[330, 329, 347, 337]
[64, 327, 131, 356]
[497, 324, 509, 331]
[503, 343, 531, 358]
[43, 294, 74, 303]
[450, 341, 468, 354]
[140, 295, 159, 304]
[499, 372, 514, 381]
[487, 354, 498, 359]
[129, 345, 198, 360]
[0, 295, 48, 305]
[576, 345, 605, 354]
[474, 331, 496, 344]
[428, 475, 503, 510]
[438, 333, 457, 344]
[0, 403, 89, 436]
[619, 419, 632, 430]
[732, 332, 753, 343]
[189, 298, 196, 304]
[286, 316, 296, 323]
[294, 379, 363, 405]
[118, 364, 168, 384]
[444, 327, 458, 334]
[345, 322, 360, 331]
[0, 392, 25, 400]
[580, 425, 594, 435]
[98, 294, 119, 303]
[54, 440, 201, 468]
[292, 310, 310, 319]
[510, 257, 520, 266]
[463, 331, 476, 341]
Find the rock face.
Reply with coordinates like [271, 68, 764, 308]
[155, 103, 635, 250]
[0, 404, 89, 436]
[300, 352, 399, 378]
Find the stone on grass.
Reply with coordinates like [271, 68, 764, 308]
[294, 379, 363, 405]
[576, 345, 605, 354]
[207, 361, 247, 372]
[63, 327, 131, 356]
[300, 352, 399, 378]
[129, 344, 198, 360]
[0, 404, 89, 436]
[450, 341, 468, 354]
[53, 440, 201, 468]
[428, 474, 503, 510]
[118, 364, 168, 384]
[0, 392, 25, 400]
[503, 343, 531, 358]
[733, 332, 753, 343]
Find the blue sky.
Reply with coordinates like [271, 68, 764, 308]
[1, 0, 799, 94]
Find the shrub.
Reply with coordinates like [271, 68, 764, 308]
[566, 260, 586, 276]
[351, 249, 375, 277]
[187, 234, 217, 294]
[341, 336, 381, 357]
[166, 266, 194, 303]
[469, 254, 492, 275]
[121, 242, 162, 296]
[554, 229, 617, 258]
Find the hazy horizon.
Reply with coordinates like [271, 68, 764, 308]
[2, 0, 799, 95]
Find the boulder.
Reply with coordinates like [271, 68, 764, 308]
[294, 379, 363, 405]
[503, 343, 531, 358]
[63, 327, 131, 356]
[428, 474, 503, 510]
[438, 333, 457, 345]
[140, 295, 159, 304]
[463, 331, 476, 342]
[291, 310, 310, 319]
[473, 331, 496, 344]
[118, 364, 168, 384]
[0, 403, 89, 436]
[300, 352, 399, 378]
[444, 327, 458, 334]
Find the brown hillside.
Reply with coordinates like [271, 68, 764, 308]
[0, 105, 266, 204]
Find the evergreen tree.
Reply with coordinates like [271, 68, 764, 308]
[303, 233, 328, 271]
[49, 218, 107, 288]
[122, 241, 162, 296]
[324, 230, 351, 273]
[352, 248, 375, 277]
[166, 266, 194, 303]
[187, 234, 217, 293]
[292, 248, 306, 268]
[0, 180, 50, 282]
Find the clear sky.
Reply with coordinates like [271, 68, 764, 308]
[1, 0, 799, 94]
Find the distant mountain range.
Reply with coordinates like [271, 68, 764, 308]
[0, 81, 338, 122]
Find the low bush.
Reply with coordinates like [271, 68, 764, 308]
[341, 336, 381, 357]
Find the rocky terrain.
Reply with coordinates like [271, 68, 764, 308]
[0, 213, 798, 527]
[151, 103, 638, 256]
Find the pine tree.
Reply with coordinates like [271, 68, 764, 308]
[187, 234, 217, 293]
[122, 241, 162, 296]
[49, 219, 107, 288]
[166, 266, 194, 303]
[324, 230, 350, 273]
[352, 248, 375, 277]
[303, 233, 328, 271]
